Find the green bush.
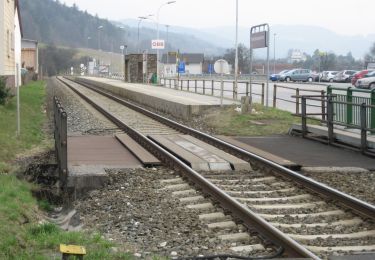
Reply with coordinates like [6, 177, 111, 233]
[0, 76, 12, 105]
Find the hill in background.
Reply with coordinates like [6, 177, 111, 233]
[19, 0, 224, 55]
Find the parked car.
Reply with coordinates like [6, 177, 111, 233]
[279, 69, 314, 82]
[351, 70, 373, 86]
[333, 70, 357, 83]
[270, 70, 289, 81]
[321, 71, 338, 82]
[355, 71, 375, 89]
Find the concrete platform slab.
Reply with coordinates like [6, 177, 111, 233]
[230, 135, 375, 170]
[67, 135, 143, 198]
[68, 135, 142, 167]
[180, 135, 251, 171]
[216, 135, 299, 169]
[73, 77, 238, 119]
[115, 134, 160, 166]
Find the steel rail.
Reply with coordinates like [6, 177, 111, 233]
[57, 76, 320, 259]
[68, 76, 375, 221]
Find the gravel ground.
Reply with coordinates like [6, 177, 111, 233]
[46, 78, 121, 135]
[74, 167, 274, 258]
[300, 170, 375, 205]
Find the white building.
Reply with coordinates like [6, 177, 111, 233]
[287, 49, 307, 63]
[161, 53, 204, 76]
[0, 0, 22, 87]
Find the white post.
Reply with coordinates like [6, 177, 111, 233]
[234, 0, 239, 100]
[16, 64, 20, 137]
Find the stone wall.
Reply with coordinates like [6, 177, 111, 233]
[125, 54, 156, 83]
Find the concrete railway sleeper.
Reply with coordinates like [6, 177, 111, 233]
[57, 76, 375, 259]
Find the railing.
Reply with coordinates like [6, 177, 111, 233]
[53, 96, 68, 188]
[273, 84, 326, 119]
[327, 86, 375, 129]
[161, 77, 265, 104]
[296, 94, 374, 154]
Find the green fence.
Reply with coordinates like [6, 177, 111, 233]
[327, 86, 375, 130]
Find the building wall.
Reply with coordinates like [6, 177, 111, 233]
[14, 6, 21, 85]
[0, 1, 4, 74]
[185, 63, 202, 75]
[0, 0, 16, 87]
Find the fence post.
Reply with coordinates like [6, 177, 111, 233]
[296, 88, 300, 115]
[301, 96, 307, 138]
[246, 82, 249, 96]
[261, 83, 265, 106]
[273, 84, 277, 108]
[187, 80, 190, 91]
[327, 95, 334, 145]
[203, 80, 206, 95]
[371, 89, 375, 130]
[211, 80, 214, 96]
[180, 79, 183, 90]
[360, 102, 367, 153]
[233, 81, 236, 100]
[321, 90, 326, 121]
[195, 80, 197, 93]
[346, 87, 353, 125]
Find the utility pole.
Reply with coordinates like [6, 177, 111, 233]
[234, 0, 239, 99]
[273, 33, 276, 74]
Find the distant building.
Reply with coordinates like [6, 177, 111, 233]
[0, 0, 23, 87]
[287, 49, 307, 63]
[161, 53, 204, 76]
[21, 39, 39, 73]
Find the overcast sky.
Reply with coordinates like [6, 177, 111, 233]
[62, 0, 375, 36]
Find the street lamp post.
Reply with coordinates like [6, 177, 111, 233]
[234, 0, 239, 99]
[166, 24, 170, 75]
[137, 14, 153, 53]
[156, 1, 176, 84]
[273, 33, 276, 74]
[97, 25, 103, 50]
[87, 36, 91, 48]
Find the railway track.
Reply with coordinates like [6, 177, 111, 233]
[57, 76, 375, 259]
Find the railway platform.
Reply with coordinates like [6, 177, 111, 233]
[72, 76, 239, 119]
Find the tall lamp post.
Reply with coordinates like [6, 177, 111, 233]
[156, 1, 176, 84]
[273, 33, 276, 74]
[165, 24, 170, 74]
[97, 25, 103, 50]
[234, 0, 239, 99]
[137, 14, 153, 53]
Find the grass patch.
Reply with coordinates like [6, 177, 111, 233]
[0, 81, 46, 172]
[0, 81, 133, 259]
[205, 103, 309, 136]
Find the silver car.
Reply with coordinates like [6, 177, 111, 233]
[333, 70, 357, 83]
[279, 69, 314, 82]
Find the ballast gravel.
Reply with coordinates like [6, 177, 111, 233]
[74, 167, 273, 258]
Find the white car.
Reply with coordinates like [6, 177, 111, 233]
[355, 71, 375, 89]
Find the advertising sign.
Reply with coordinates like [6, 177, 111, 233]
[151, 40, 165, 49]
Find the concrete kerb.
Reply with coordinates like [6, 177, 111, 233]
[301, 167, 370, 174]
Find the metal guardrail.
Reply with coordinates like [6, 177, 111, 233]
[161, 77, 265, 104]
[273, 84, 326, 118]
[327, 86, 375, 129]
[296, 94, 375, 154]
[53, 96, 68, 187]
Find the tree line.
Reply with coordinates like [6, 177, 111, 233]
[217, 42, 375, 73]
